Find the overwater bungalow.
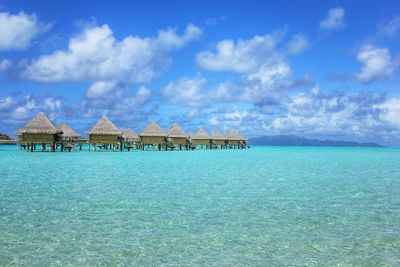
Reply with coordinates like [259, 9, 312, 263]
[225, 130, 245, 149]
[237, 132, 249, 148]
[87, 115, 122, 151]
[56, 123, 81, 151]
[211, 130, 226, 149]
[186, 131, 196, 150]
[140, 121, 167, 150]
[193, 128, 211, 149]
[122, 128, 140, 151]
[20, 112, 62, 152]
[167, 123, 187, 150]
[57, 123, 80, 141]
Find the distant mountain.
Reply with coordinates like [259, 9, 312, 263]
[249, 135, 382, 147]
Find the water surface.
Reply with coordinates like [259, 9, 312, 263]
[1, 146, 399, 266]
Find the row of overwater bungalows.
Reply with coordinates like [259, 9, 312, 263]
[16, 112, 249, 152]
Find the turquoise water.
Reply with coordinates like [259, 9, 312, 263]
[0, 145, 399, 266]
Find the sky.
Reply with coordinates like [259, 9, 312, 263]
[0, 0, 399, 145]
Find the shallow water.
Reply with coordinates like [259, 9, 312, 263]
[0, 145, 399, 266]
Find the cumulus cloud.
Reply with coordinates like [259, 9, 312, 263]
[162, 56, 296, 107]
[196, 30, 285, 73]
[356, 44, 396, 83]
[83, 81, 151, 115]
[375, 98, 400, 128]
[161, 75, 206, 104]
[377, 16, 400, 37]
[267, 88, 397, 139]
[0, 94, 62, 128]
[286, 34, 309, 55]
[22, 23, 202, 82]
[192, 30, 311, 105]
[319, 7, 346, 31]
[209, 106, 249, 127]
[241, 56, 292, 103]
[68, 81, 155, 126]
[203, 105, 267, 135]
[0, 11, 50, 50]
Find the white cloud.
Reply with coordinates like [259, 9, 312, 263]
[0, 59, 11, 71]
[86, 81, 118, 98]
[319, 7, 345, 31]
[267, 89, 397, 139]
[23, 23, 202, 82]
[156, 23, 202, 50]
[80, 81, 152, 123]
[0, 95, 62, 126]
[207, 105, 266, 134]
[85, 81, 150, 108]
[162, 56, 293, 106]
[241, 57, 291, 102]
[377, 16, 400, 37]
[0, 11, 50, 50]
[0, 96, 16, 110]
[161, 75, 206, 104]
[192, 30, 310, 105]
[286, 34, 309, 55]
[356, 44, 395, 83]
[375, 98, 400, 128]
[196, 30, 284, 73]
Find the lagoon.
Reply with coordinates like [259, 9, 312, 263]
[0, 146, 399, 266]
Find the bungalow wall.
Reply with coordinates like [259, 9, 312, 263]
[88, 134, 120, 143]
[171, 137, 187, 145]
[140, 136, 165, 145]
[22, 133, 58, 143]
[213, 140, 225, 146]
[194, 139, 210, 145]
[226, 140, 240, 145]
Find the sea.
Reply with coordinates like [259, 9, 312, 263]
[0, 145, 399, 266]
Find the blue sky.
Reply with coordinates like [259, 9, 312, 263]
[0, 0, 399, 144]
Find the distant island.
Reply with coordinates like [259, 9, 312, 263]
[249, 135, 382, 147]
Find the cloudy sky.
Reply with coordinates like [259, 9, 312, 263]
[0, 0, 399, 144]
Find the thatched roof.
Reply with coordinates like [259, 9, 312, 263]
[212, 130, 226, 140]
[194, 128, 210, 139]
[57, 123, 80, 138]
[20, 112, 59, 134]
[238, 132, 247, 141]
[140, 121, 166, 137]
[122, 128, 139, 140]
[14, 128, 24, 136]
[87, 115, 122, 135]
[167, 123, 186, 138]
[225, 130, 242, 141]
